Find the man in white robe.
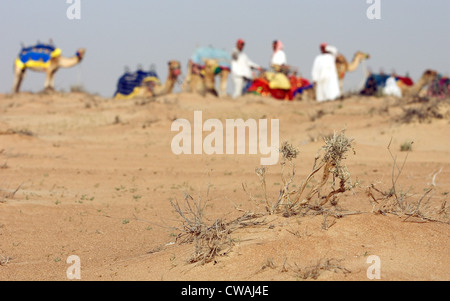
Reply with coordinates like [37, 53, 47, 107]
[311, 43, 341, 102]
[383, 75, 402, 97]
[271, 40, 287, 68]
[231, 39, 261, 98]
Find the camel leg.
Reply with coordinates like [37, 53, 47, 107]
[49, 69, 58, 91]
[12, 67, 26, 94]
[218, 69, 229, 97]
[182, 60, 193, 92]
[44, 69, 57, 91]
[44, 70, 52, 91]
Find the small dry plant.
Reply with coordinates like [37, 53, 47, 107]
[366, 139, 449, 223]
[288, 258, 351, 280]
[396, 98, 446, 124]
[0, 256, 11, 266]
[0, 182, 22, 203]
[170, 185, 266, 265]
[245, 130, 356, 221]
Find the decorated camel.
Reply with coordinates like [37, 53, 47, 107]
[183, 58, 221, 96]
[114, 60, 181, 99]
[182, 47, 231, 97]
[360, 69, 438, 97]
[12, 42, 86, 93]
[335, 51, 370, 93]
[397, 69, 437, 97]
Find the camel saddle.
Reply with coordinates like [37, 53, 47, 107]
[114, 69, 160, 99]
[16, 43, 62, 70]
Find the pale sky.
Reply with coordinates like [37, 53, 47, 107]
[1, 0, 449, 97]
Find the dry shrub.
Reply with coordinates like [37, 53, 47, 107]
[170, 188, 266, 265]
[0, 256, 11, 266]
[288, 258, 351, 280]
[366, 140, 449, 223]
[247, 130, 356, 219]
[396, 98, 448, 124]
[0, 183, 22, 203]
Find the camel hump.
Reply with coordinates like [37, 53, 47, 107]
[191, 47, 231, 68]
[114, 69, 160, 98]
[17, 43, 61, 68]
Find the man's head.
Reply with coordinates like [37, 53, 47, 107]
[320, 43, 328, 53]
[273, 40, 283, 52]
[237, 39, 245, 51]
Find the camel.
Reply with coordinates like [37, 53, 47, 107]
[361, 70, 438, 98]
[182, 47, 231, 97]
[335, 51, 370, 93]
[183, 58, 221, 97]
[397, 69, 437, 97]
[12, 43, 85, 93]
[147, 60, 181, 97]
[114, 60, 181, 99]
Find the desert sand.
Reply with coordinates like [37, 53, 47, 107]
[0, 91, 449, 282]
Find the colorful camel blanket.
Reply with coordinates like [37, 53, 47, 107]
[428, 74, 450, 98]
[247, 77, 294, 101]
[246, 74, 312, 101]
[114, 70, 160, 99]
[290, 76, 313, 97]
[190, 47, 231, 70]
[360, 74, 413, 96]
[16, 43, 62, 70]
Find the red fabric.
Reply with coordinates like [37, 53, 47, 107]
[247, 78, 293, 100]
[289, 76, 311, 96]
[396, 76, 414, 86]
[247, 78, 272, 97]
[271, 89, 293, 100]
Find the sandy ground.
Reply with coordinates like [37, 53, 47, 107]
[0, 91, 449, 282]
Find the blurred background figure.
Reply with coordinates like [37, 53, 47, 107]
[311, 43, 340, 102]
[231, 39, 261, 98]
[270, 40, 287, 73]
[383, 73, 402, 97]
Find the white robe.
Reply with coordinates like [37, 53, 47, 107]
[383, 76, 402, 97]
[311, 53, 340, 102]
[271, 50, 287, 66]
[231, 48, 260, 98]
[231, 49, 260, 79]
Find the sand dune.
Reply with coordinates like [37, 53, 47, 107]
[0, 91, 449, 281]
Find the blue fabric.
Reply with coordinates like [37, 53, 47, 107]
[19, 43, 56, 64]
[191, 47, 231, 68]
[364, 74, 390, 89]
[114, 70, 159, 96]
[293, 84, 314, 97]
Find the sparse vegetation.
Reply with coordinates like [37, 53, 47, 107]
[246, 130, 357, 218]
[169, 186, 266, 265]
[0, 256, 11, 266]
[0, 183, 22, 203]
[396, 98, 447, 123]
[289, 258, 351, 280]
[171, 130, 361, 265]
[366, 139, 449, 223]
[400, 141, 413, 152]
